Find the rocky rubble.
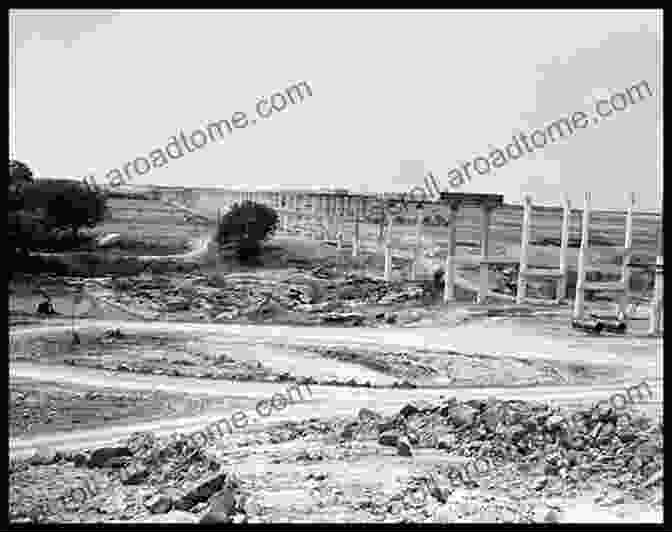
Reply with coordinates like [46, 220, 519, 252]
[342, 397, 663, 495]
[10, 396, 662, 524]
[89, 270, 430, 325]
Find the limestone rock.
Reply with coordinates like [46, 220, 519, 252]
[378, 431, 400, 447]
[144, 510, 199, 523]
[88, 447, 133, 468]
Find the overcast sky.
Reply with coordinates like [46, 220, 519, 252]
[10, 9, 662, 210]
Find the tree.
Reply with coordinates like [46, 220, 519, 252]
[216, 201, 279, 260]
[9, 159, 34, 187]
[8, 210, 47, 256]
[23, 179, 107, 240]
[9, 160, 35, 212]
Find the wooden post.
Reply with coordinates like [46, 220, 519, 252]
[443, 202, 459, 303]
[411, 203, 424, 281]
[557, 195, 571, 302]
[649, 204, 663, 335]
[384, 212, 393, 282]
[516, 194, 533, 305]
[619, 192, 635, 319]
[478, 204, 492, 304]
[573, 192, 591, 320]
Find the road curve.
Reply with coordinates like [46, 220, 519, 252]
[10, 318, 662, 459]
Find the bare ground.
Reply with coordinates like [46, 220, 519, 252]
[8, 198, 663, 524]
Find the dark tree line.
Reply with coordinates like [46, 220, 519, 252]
[9, 159, 107, 255]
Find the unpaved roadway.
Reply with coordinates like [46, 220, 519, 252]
[10, 318, 663, 459]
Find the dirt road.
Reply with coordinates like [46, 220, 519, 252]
[10, 318, 662, 459]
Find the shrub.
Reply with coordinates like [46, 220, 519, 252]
[9, 159, 34, 188]
[9, 160, 35, 212]
[22, 179, 107, 240]
[216, 201, 279, 261]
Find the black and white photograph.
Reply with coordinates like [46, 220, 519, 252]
[8, 8, 663, 525]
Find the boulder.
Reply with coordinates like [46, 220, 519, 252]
[445, 405, 478, 427]
[199, 487, 237, 524]
[397, 436, 413, 457]
[145, 494, 173, 514]
[28, 447, 58, 466]
[173, 471, 231, 511]
[437, 434, 457, 450]
[88, 447, 133, 468]
[120, 465, 149, 485]
[104, 456, 131, 468]
[545, 414, 566, 431]
[144, 510, 199, 524]
[357, 408, 382, 422]
[378, 431, 400, 447]
[399, 400, 435, 418]
[72, 452, 90, 467]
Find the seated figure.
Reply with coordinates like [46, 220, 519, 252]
[36, 298, 56, 315]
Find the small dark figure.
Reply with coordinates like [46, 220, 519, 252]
[36, 297, 56, 315]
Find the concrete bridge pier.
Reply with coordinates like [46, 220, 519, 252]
[336, 195, 345, 249]
[383, 211, 394, 282]
[410, 203, 424, 281]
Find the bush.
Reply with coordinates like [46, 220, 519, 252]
[216, 201, 279, 261]
[8, 174, 108, 273]
[22, 179, 107, 240]
[8, 210, 49, 254]
[9, 159, 34, 188]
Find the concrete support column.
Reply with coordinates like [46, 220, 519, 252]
[384, 212, 393, 282]
[352, 200, 360, 257]
[296, 194, 303, 235]
[310, 194, 319, 240]
[573, 192, 592, 320]
[557, 195, 572, 302]
[336, 196, 345, 249]
[279, 194, 288, 231]
[516, 195, 533, 305]
[377, 201, 386, 245]
[649, 204, 663, 335]
[443, 202, 460, 303]
[619, 192, 635, 319]
[315, 195, 323, 239]
[286, 194, 292, 231]
[326, 196, 335, 240]
[477, 204, 493, 304]
[411, 204, 424, 281]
